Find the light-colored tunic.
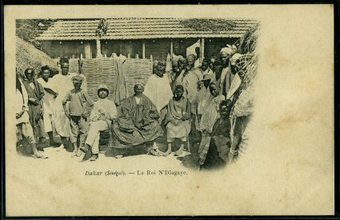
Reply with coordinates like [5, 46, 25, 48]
[49, 73, 77, 137]
[144, 74, 173, 112]
[86, 98, 117, 154]
[165, 97, 191, 141]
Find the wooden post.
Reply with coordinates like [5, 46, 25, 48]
[142, 42, 146, 59]
[96, 37, 102, 58]
[170, 39, 174, 55]
[200, 38, 205, 63]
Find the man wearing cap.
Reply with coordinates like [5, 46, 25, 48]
[225, 53, 243, 100]
[81, 84, 117, 161]
[214, 47, 235, 97]
[62, 75, 94, 157]
[112, 83, 163, 156]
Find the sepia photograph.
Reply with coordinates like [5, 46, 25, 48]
[15, 17, 258, 169]
[4, 4, 334, 216]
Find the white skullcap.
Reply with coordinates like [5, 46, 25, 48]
[230, 53, 243, 65]
[220, 47, 234, 56]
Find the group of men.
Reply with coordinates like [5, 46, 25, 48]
[15, 44, 254, 168]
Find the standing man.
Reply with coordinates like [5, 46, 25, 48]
[37, 65, 58, 146]
[16, 71, 47, 159]
[144, 60, 173, 113]
[21, 68, 47, 153]
[218, 47, 235, 97]
[50, 57, 79, 151]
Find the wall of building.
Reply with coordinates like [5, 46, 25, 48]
[41, 40, 97, 59]
[40, 37, 238, 61]
[101, 40, 143, 58]
[204, 37, 239, 59]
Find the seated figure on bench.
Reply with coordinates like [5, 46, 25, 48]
[82, 84, 117, 161]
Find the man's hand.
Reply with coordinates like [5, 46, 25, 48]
[65, 110, 70, 119]
[16, 111, 24, 119]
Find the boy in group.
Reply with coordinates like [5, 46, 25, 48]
[62, 75, 94, 157]
[163, 85, 192, 156]
[81, 84, 117, 161]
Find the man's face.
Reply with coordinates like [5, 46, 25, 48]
[187, 56, 195, 67]
[98, 90, 108, 99]
[209, 84, 219, 97]
[73, 81, 82, 90]
[201, 61, 209, 71]
[220, 105, 230, 118]
[42, 70, 50, 80]
[174, 87, 184, 100]
[61, 62, 69, 75]
[134, 84, 144, 95]
[25, 71, 34, 81]
[178, 59, 187, 71]
[220, 53, 230, 67]
[155, 65, 165, 77]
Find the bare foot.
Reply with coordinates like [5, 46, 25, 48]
[162, 149, 172, 157]
[76, 150, 83, 157]
[33, 152, 48, 159]
[175, 148, 184, 157]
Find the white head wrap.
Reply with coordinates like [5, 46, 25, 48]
[230, 53, 243, 65]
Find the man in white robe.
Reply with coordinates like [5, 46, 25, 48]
[49, 58, 87, 151]
[37, 65, 58, 145]
[144, 61, 173, 113]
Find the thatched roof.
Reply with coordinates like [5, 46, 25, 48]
[16, 36, 58, 75]
[35, 18, 258, 41]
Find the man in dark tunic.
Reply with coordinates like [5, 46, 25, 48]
[111, 83, 163, 156]
[21, 68, 47, 154]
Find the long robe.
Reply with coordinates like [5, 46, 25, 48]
[164, 96, 191, 140]
[112, 95, 163, 147]
[144, 74, 173, 112]
[49, 73, 77, 137]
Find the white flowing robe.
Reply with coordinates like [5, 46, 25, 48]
[144, 74, 173, 112]
[49, 73, 77, 137]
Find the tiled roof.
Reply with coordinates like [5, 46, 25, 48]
[36, 18, 258, 40]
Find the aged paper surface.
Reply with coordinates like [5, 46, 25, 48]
[5, 5, 334, 216]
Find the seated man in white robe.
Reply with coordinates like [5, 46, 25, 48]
[81, 84, 117, 161]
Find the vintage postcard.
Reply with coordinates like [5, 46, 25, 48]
[4, 4, 334, 216]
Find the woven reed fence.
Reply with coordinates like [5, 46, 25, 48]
[81, 58, 152, 103]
